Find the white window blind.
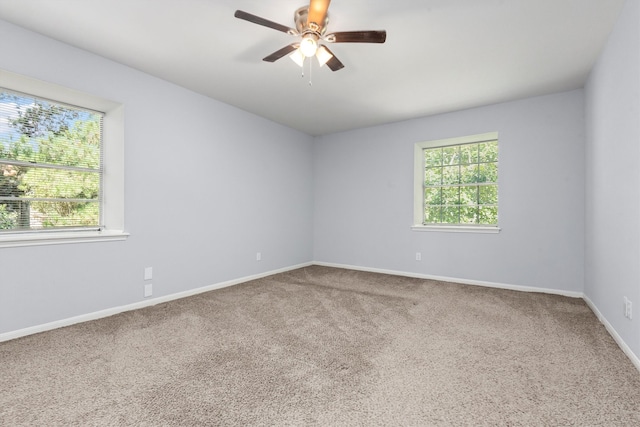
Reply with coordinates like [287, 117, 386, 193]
[0, 88, 104, 232]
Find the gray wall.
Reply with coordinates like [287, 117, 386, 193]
[0, 19, 314, 334]
[313, 90, 585, 293]
[585, 0, 640, 357]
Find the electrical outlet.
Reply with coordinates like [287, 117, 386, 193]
[144, 267, 153, 281]
[624, 297, 628, 317]
[415, 252, 422, 261]
[623, 297, 633, 319]
[256, 252, 262, 261]
[144, 283, 153, 298]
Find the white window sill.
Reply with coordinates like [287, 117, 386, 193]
[411, 225, 501, 234]
[0, 230, 130, 248]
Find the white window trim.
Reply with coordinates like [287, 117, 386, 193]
[410, 225, 500, 234]
[0, 229, 129, 248]
[0, 69, 127, 248]
[412, 131, 501, 234]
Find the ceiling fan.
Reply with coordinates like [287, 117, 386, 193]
[234, 0, 386, 72]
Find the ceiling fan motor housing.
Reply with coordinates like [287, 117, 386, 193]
[294, 6, 329, 35]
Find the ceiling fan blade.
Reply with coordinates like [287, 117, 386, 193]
[234, 10, 297, 35]
[263, 44, 300, 63]
[319, 46, 344, 72]
[307, 0, 331, 28]
[325, 30, 387, 43]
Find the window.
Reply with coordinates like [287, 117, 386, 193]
[1, 89, 103, 231]
[413, 132, 499, 233]
[0, 70, 126, 247]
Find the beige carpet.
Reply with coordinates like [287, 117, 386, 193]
[1, 266, 640, 426]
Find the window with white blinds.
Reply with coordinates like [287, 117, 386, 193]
[0, 89, 104, 232]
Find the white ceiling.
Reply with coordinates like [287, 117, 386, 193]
[0, 0, 626, 136]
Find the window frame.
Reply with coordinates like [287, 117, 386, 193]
[0, 69, 128, 247]
[412, 132, 501, 234]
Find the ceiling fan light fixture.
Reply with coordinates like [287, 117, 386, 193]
[289, 49, 305, 67]
[316, 45, 333, 67]
[300, 33, 318, 57]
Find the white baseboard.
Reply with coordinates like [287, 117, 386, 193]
[583, 296, 640, 372]
[313, 261, 584, 298]
[0, 262, 312, 343]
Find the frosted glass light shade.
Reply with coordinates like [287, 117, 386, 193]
[300, 34, 318, 57]
[289, 49, 305, 67]
[316, 45, 333, 67]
